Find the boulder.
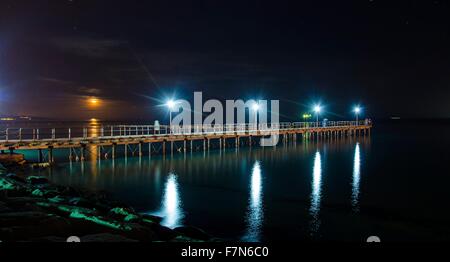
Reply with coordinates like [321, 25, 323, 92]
[6, 173, 26, 183]
[0, 201, 10, 213]
[141, 213, 163, 223]
[0, 211, 51, 227]
[174, 226, 211, 241]
[0, 154, 25, 167]
[26, 176, 49, 185]
[0, 163, 7, 174]
[123, 223, 157, 241]
[0, 177, 17, 190]
[146, 222, 178, 241]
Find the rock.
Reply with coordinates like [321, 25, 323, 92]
[31, 163, 51, 169]
[38, 216, 72, 235]
[0, 215, 71, 241]
[146, 222, 179, 241]
[58, 186, 81, 198]
[169, 235, 204, 242]
[81, 233, 138, 242]
[31, 188, 44, 197]
[174, 226, 211, 241]
[0, 201, 11, 213]
[0, 211, 51, 227]
[108, 207, 140, 222]
[48, 195, 65, 203]
[123, 223, 157, 241]
[43, 189, 61, 198]
[0, 154, 25, 167]
[30, 236, 67, 242]
[141, 213, 163, 223]
[6, 173, 26, 183]
[26, 176, 49, 185]
[3, 197, 40, 209]
[0, 177, 17, 190]
[0, 163, 7, 174]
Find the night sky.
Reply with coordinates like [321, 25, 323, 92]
[1, 0, 449, 120]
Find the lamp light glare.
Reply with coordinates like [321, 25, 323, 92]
[166, 100, 175, 110]
[313, 105, 321, 113]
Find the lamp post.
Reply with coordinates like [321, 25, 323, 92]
[313, 105, 321, 127]
[354, 106, 361, 125]
[166, 100, 176, 134]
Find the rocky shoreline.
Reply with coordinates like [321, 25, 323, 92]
[0, 154, 214, 242]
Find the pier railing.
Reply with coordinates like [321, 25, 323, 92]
[0, 121, 369, 142]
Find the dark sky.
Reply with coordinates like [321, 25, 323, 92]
[0, 0, 449, 120]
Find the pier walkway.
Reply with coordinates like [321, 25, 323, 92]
[0, 121, 371, 162]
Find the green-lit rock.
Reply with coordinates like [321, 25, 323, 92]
[31, 189, 44, 197]
[26, 176, 49, 185]
[174, 226, 211, 241]
[0, 177, 16, 190]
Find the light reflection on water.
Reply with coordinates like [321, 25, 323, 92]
[309, 151, 322, 236]
[352, 143, 361, 212]
[32, 135, 371, 241]
[157, 174, 184, 228]
[242, 161, 263, 242]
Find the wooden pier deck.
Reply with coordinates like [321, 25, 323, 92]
[0, 121, 371, 162]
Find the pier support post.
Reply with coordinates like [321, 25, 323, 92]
[112, 144, 116, 159]
[139, 142, 143, 157]
[149, 142, 152, 156]
[38, 149, 43, 163]
[184, 140, 187, 153]
[48, 147, 54, 163]
[162, 141, 166, 155]
[124, 144, 128, 158]
[190, 140, 193, 153]
[80, 145, 85, 161]
[203, 138, 206, 151]
[171, 141, 174, 155]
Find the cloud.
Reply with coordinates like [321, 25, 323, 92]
[49, 36, 128, 58]
[36, 77, 74, 85]
[78, 86, 102, 95]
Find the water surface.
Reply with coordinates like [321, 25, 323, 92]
[19, 120, 450, 241]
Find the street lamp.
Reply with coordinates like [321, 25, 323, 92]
[166, 100, 176, 133]
[313, 105, 321, 126]
[353, 106, 361, 124]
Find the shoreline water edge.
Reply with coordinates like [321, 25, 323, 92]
[0, 153, 215, 242]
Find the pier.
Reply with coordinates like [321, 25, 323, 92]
[0, 121, 371, 162]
